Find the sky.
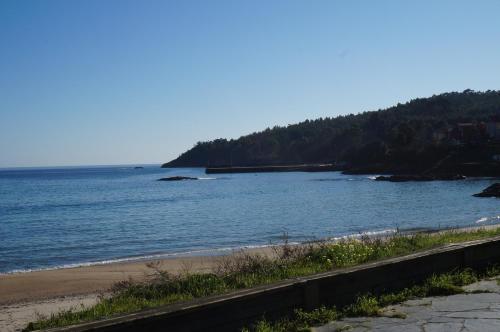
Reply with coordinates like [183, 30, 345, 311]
[1, 1, 500, 167]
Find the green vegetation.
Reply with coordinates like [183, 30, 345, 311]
[164, 90, 500, 176]
[244, 266, 500, 332]
[25, 227, 500, 331]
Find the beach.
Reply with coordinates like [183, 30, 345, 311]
[0, 247, 280, 331]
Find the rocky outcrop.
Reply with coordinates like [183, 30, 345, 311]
[375, 174, 466, 182]
[473, 183, 500, 198]
[157, 176, 198, 181]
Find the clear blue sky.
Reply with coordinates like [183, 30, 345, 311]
[1, 0, 500, 167]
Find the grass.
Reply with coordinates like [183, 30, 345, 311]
[24, 226, 500, 331]
[244, 266, 500, 332]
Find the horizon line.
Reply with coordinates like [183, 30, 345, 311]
[0, 162, 165, 170]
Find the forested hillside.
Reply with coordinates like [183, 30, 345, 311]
[163, 90, 500, 174]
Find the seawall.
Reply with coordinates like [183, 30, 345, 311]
[46, 236, 500, 332]
[205, 164, 339, 174]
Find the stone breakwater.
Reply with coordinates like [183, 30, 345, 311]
[205, 164, 339, 174]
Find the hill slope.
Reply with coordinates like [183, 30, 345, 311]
[163, 90, 500, 174]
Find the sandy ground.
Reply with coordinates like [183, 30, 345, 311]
[0, 294, 101, 332]
[2, 224, 499, 331]
[0, 255, 225, 305]
[0, 248, 279, 331]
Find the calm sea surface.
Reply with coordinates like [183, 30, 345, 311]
[0, 165, 498, 274]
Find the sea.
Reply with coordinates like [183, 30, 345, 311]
[0, 165, 498, 274]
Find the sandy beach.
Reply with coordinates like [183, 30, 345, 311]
[0, 247, 279, 331]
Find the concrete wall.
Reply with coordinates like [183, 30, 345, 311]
[47, 237, 500, 332]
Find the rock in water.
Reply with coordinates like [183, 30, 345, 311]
[473, 183, 500, 198]
[158, 176, 198, 181]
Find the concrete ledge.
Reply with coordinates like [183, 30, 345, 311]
[205, 164, 339, 174]
[46, 236, 500, 332]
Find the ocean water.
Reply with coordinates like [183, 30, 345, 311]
[0, 165, 498, 274]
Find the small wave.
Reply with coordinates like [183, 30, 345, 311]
[475, 215, 500, 224]
[328, 229, 398, 241]
[197, 177, 216, 180]
[367, 176, 378, 180]
[0, 253, 208, 275]
[0, 243, 286, 275]
[476, 217, 489, 224]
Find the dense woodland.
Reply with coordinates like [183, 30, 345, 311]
[164, 90, 500, 174]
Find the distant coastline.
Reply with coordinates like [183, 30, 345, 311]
[163, 91, 500, 178]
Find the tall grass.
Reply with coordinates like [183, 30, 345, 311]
[24, 227, 500, 331]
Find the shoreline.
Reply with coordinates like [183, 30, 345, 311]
[0, 243, 280, 276]
[2, 224, 500, 305]
[2, 224, 500, 331]
[0, 244, 291, 306]
[0, 228, 398, 277]
[4, 221, 496, 277]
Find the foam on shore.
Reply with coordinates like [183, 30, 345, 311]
[476, 215, 500, 224]
[0, 243, 288, 275]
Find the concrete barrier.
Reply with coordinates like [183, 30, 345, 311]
[47, 236, 500, 332]
[205, 164, 339, 174]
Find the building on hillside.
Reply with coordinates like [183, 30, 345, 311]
[432, 128, 448, 144]
[433, 120, 498, 145]
[458, 123, 476, 142]
[487, 116, 500, 141]
[443, 122, 488, 145]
